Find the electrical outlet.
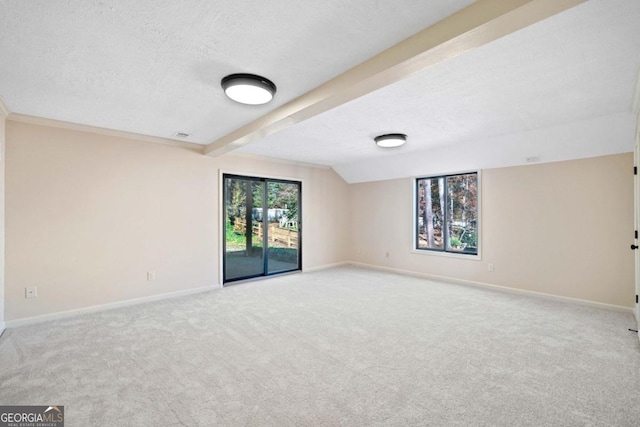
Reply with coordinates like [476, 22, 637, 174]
[147, 271, 156, 281]
[25, 287, 38, 298]
[488, 263, 495, 272]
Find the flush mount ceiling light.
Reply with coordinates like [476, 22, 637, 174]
[221, 73, 277, 105]
[374, 133, 407, 148]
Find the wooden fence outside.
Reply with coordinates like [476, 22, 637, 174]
[233, 218, 299, 248]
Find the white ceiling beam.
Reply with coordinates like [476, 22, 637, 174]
[204, 0, 587, 157]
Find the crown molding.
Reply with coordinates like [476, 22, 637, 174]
[0, 96, 10, 118]
[7, 113, 205, 152]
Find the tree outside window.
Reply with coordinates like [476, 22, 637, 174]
[416, 172, 478, 255]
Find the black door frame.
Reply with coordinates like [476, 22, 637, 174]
[222, 173, 302, 284]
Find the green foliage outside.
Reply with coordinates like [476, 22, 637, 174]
[450, 236, 462, 248]
[226, 179, 299, 225]
[225, 220, 245, 246]
[460, 231, 477, 247]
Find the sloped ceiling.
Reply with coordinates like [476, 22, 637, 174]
[237, 0, 640, 182]
[1, 0, 639, 183]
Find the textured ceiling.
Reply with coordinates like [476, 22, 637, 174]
[1, 0, 639, 183]
[0, 0, 473, 144]
[237, 0, 640, 181]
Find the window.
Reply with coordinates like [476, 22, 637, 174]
[416, 172, 478, 255]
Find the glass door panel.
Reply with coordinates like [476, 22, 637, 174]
[224, 177, 265, 282]
[266, 181, 301, 274]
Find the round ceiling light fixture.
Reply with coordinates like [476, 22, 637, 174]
[221, 73, 277, 105]
[374, 133, 407, 148]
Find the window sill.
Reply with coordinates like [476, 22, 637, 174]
[410, 249, 482, 261]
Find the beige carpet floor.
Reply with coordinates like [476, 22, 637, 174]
[1, 266, 639, 426]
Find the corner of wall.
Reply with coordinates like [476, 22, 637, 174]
[0, 96, 9, 119]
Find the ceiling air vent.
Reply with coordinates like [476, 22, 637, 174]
[172, 131, 191, 138]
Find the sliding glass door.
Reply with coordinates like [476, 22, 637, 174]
[223, 174, 301, 283]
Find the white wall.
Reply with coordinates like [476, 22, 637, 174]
[348, 154, 635, 309]
[4, 120, 637, 325]
[4, 121, 350, 323]
[0, 103, 6, 333]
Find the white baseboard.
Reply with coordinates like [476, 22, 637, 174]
[5, 284, 222, 329]
[303, 261, 351, 273]
[349, 261, 634, 314]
